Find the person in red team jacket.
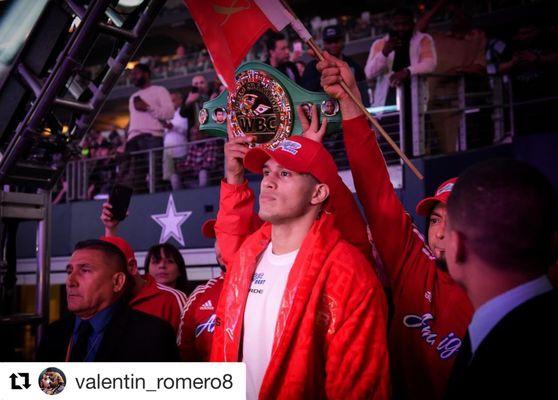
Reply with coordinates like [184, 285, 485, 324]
[318, 52, 473, 400]
[177, 219, 224, 361]
[210, 132, 390, 399]
[100, 205, 188, 339]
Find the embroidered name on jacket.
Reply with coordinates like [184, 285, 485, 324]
[403, 313, 462, 359]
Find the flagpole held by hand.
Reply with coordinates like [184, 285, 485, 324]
[279, 0, 423, 180]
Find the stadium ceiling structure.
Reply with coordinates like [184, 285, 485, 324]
[0, 0, 165, 344]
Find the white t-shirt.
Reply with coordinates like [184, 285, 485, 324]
[242, 243, 299, 400]
[164, 108, 189, 158]
[128, 85, 174, 141]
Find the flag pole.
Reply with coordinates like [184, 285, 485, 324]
[279, 1, 424, 180]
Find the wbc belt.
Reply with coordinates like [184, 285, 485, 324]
[199, 62, 341, 148]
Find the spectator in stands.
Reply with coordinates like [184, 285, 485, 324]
[81, 130, 105, 159]
[290, 39, 304, 62]
[365, 7, 436, 104]
[210, 81, 226, 100]
[191, 75, 211, 99]
[145, 243, 189, 294]
[36, 240, 180, 362]
[174, 45, 186, 59]
[444, 160, 558, 399]
[265, 31, 301, 84]
[365, 7, 436, 155]
[417, 0, 487, 153]
[176, 129, 221, 188]
[302, 24, 368, 105]
[295, 60, 306, 78]
[163, 92, 189, 190]
[88, 141, 117, 200]
[183, 75, 214, 137]
[108, 128, 124, 153]
[351, 17, 372, 40]
[498, 21, 558, 135]
[122, 63, 174, 192]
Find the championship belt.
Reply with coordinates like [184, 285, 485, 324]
[199, 62, 341, 148]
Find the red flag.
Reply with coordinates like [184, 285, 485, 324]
[184, 0, 292, 90]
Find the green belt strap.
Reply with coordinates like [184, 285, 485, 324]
[199, 62, 342, 148]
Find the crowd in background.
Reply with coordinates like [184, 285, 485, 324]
[63, 0, 558, 204]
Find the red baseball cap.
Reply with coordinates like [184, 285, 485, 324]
[201, 219, 216, 239]
[416, 177, 458, 216]
[243, 136, 338, 185]
[100, 236, 136, 262]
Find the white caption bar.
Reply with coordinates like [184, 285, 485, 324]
[0, 363, 245, 400]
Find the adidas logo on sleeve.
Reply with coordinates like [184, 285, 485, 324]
[199, 300, 214, 311]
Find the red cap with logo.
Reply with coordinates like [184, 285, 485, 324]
[416, 177, 458, 216]
[100, 235, 136, 262]
[243, 136, 338, 184]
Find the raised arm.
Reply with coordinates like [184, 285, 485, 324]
[214, 134, 261, 267]
[297, 104, 371, 257]
[364, 37, 391, 79]
[408, 34, 437, 75]
[318, 52, 437, 291]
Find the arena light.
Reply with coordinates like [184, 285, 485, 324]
[116, 0, 145, 7]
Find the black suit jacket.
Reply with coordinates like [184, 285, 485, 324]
[36, 301, 180, 362]
[445, 289, 558, 400]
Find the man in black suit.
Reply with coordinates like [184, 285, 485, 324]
[444, 159, 558, 399]
[37, 239, 179, 362]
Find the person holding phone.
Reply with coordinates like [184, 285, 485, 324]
[364, 7, 437, 156]
[364, 7, 437, 107]
[100, 198, 188, 339]
[182, 75, 214, 138]
[122, 63, 174, 193]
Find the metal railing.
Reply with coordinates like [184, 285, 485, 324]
[403, 73, 514, 156]
[57, 130, 391, 203]
[57, 72, 538, 203]
[60, 137, 225, 202]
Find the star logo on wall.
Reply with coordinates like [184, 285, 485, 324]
[151, 194, 192, 247]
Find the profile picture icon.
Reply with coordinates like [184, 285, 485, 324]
[38, 368, 66, 395]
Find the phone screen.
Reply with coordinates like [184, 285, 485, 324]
[109, 185, 133, 221]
